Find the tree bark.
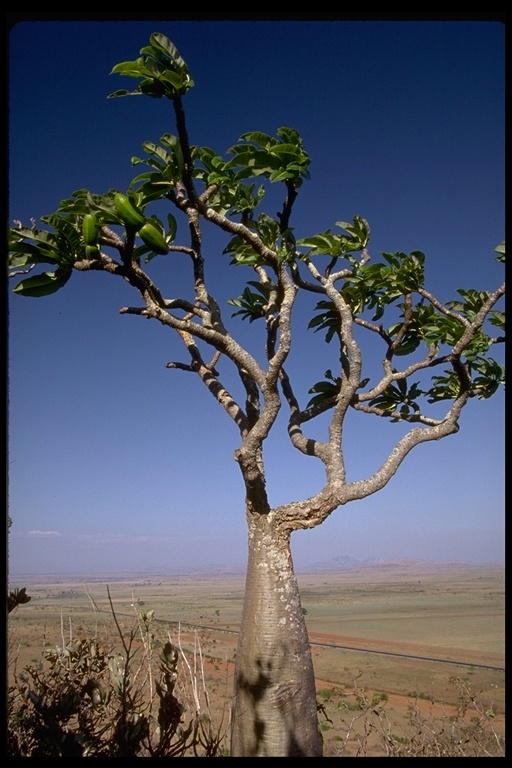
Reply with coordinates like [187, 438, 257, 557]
[230, 514, 323, 756]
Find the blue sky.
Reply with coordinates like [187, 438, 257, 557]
[7, 18, 505, 575]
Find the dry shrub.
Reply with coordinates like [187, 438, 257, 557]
[319, 672, 505, 757]
[7, 588, 228, 757]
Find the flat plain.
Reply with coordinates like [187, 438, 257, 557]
[8, 561, 504, 756]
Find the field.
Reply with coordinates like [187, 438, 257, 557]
[8, 562, 505, 756]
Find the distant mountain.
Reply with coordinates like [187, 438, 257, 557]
[300, 554, 366, 572]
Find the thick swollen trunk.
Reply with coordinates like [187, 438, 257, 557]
[230, 515, 323, 757]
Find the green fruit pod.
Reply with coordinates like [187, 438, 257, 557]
[139, 222, 168, 255]
[82, 213, 99, 245]
[113, 192, 146, 229]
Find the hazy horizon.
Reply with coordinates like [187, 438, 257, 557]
[8, 544, 504, 581]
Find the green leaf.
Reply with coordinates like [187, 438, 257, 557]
[269, 169, 294, 183]
[226, 128, 310, 184]
[9, 237, 60, 267]
[150, 33, 189, 74]
[110, 59, 147, 77]
[489, 310, 505, 331]
[427, 371, 461, 402]
[107, 88, 142, 99]
[138, 78, 166, 98]
[159, 70, 187, 91]
[494, 241, 505, 260]
[470, 356, 505, 399]
[335, 215, 371, 245]
[238, 130, 275, 147]
[144, 57, 165, 78]
[308, 299, 340, 343]
[109, 34, 193, 100]
[368, 378, 423, 417]
[306, 377, 341, 408]
[13, 268, 72, 297]
[161, 131, 183, 153]
[298, 233, 337, 254]
[142, 141, 172, 165]
[167, 213, 177, 243]
[228, 283, 270, 322]
[391, 336, 422, 357]
[309, 381, 338, 394]
[277, 127, 302, 144]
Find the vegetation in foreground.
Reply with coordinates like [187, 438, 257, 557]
[7, 596, 504, 758]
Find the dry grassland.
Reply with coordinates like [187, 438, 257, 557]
[8, 562, 504, 756]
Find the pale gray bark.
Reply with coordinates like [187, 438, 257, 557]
[230, 514, 322, 757]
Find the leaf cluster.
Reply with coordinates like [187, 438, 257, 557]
[297, 215, 370, 261]
[226, 127, 311, 186]
[108, 33, 193, 100]
[227, 280, 273, 322]
[7, 587, 31, 613]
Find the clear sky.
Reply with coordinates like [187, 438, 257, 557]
[7, 17, 505, 575]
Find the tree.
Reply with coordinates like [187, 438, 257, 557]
[8, 33, 505, 757]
